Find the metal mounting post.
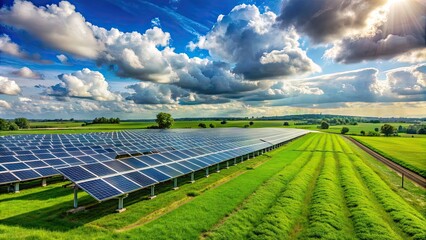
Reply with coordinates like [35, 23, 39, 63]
[73, 186, 78, 208]
[206, 167, 209, 177]
[14, 183, 20, 193]
[190, 172, 195, 183]
[173, 178, 179, 190]
[216, 163, 220, 173]
[116, 194, 128, 213]
[149, 185, 156, 199]
[42, 178, 47, 187]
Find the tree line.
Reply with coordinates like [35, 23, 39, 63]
[0, 118, 30, 131]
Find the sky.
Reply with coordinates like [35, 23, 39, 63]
[0, 0, 425, 119]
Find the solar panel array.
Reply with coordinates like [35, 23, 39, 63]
[0, 128, 308, 201]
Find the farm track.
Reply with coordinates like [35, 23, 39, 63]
[346, 136, 426, 188]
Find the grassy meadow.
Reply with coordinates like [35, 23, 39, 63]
[0, 120, 413, 136]
[0, 133, 425, 239]
[352, 136, 426, 177]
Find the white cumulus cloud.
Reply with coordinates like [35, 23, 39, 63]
[191, 4, 320, 80]
[0, 76, 21, 95]
[11, 67, 43, 79]
[0, 0, 102, 58]
[46, 68, 122, 101]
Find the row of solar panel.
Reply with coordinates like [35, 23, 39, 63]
[0, 135, 272, 184]
[0, 129, 306, 187]
[0, 134, 245, 154]
[62, 142, 273, 200]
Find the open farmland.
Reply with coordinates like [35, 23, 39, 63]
[0, 133, 424, 240]
[0, 120, 412, 136]
[353, 136, 426, 177]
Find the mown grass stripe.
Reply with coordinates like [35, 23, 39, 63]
[298, 151, 355, 239]
[337, 152, 403, 240]
[248, 152, 323, 239]
[205, 151, 314, 240]
[349, 154, 426, 239]
[296, 133, 318, 151]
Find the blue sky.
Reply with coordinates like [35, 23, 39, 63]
[0, 0, 425, 119]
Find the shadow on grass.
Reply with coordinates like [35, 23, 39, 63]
[0, 187, 72, 202]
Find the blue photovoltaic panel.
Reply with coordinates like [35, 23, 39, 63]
[3, 162, 29, 171]
[103, 161, 133, 172]
[155, 165, 182, 178]
[82, 163, 116, 177]
[58, 166, 97, 182]
[167, 163, 192, 174]
[188, 159, 209, 168]
[104, 175, 140, 193]
[25, 161, 48, 168]
[137, 156, 161, 166]
[120, 158, 149, 169]
[35, 167, 58, 176]
[177, 161, 200, 171]
[1, 128, 308, 201]
[123, 172, 157, 187]
[140, 168, 170, 182]
[16, 155, 38, 161]
[0, 156, 18, 163]
[0, 172, 19, 183]
[44, 159, 66, 166]
[78, 179, 122, 201]
[149, 154, 172, 164]
[13, 170, 41, 180]
[160, 152, 182, 161]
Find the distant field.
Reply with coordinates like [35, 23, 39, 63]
[0, 120, 413, 136]
[353, 136, 426, 177]
[0, 134, 424, 239]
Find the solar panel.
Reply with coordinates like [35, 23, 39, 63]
[1, 128, 308, 202]
[123, 172, 157, 187]
[78, 179, 122, 201]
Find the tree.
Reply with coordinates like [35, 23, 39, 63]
[341, 127, 349, 134]
[320, 121, 329, 129]
[221, 120, 227, 124]
[360, 130, 365, 136]
[209, 123, 215, 128]
[249, 121, 254, 126]
[381, 124, 395, 136]
[198, 123, 207, 128]
[397, 125, 405, 133]
[418, 128, 426, 134]
[243, 124, 250, 128]
[14, 118, 30, 129]
[156, 112, 174, 129]
[374, 127, 379, 132]
[0, 118, 9, 131]
[283, 121, 289, 126]
[8, 122, 19, 131]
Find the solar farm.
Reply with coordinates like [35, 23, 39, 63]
[0, 128, 307, 211]
[0, 129, 425, 240]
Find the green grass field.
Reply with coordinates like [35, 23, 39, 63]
[0, 133, 424, 239]
[0, 120, 413, 136]
[352, 136, 426, 177]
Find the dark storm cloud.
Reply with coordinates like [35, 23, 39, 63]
[325, 0, 426, 63]
[278, 0, 387, 44]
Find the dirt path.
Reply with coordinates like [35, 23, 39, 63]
[345, 136, 426, 188]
